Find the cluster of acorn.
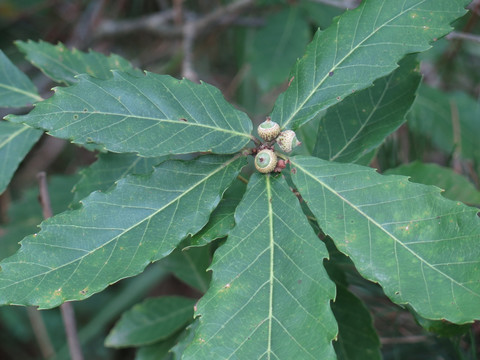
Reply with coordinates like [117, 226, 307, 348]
[254, 117, 301, 174]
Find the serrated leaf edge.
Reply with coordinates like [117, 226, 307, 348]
[290, 157, 480, 304]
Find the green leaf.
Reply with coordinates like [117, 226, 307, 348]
[0, 50, 42, 107]
[410, 308, 470, 337]
[188, 179, 246, 248]
[332, 284, 381, 360]
[16, 40, 142, 85]
[299, 1, 345, 29]
[183, 173, 337, 359]
[271, 0, 469, 130]
[322, 238, 381, 359]
[0, 155, 246, 308]
[7, 72, 253, 156]
[54, 262, 170, 359]
[295, 114, 323, 156]
[0, 174, 79, 260]
[162, 245, 211, 293]
[72, 152, 167, 204]
[136, 334, 178, 360]
[0, 122, 42, 194]
[170, 320, 198, 359]
[105, 296, 195, 347]
[248, 7, 310, 92]
[187, 198, 239, 247]
[384, 161, 480, 206]
[408, 85, 480, 163]
[290, 156, 480, 323]
[312, 55, 421, 164]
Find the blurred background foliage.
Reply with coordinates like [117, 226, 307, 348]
[0, 0, 479, 359]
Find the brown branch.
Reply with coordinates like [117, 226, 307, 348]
[192, 0, 255, 34]
[96, 9, 181, 38]
[0, 190, 10, 223]
[173, 0, 184, 27]
[14, 136, 66, 191]
[449, 99, 463, 174]
[68, 0, 108, 48]
[60, 302, 84, 360]
[307, 0, 361, 9]
[26, 307, 56, 359]
[182, 20, 199, 82]
[95, 0, 255, 39]
[380, 335, 430, 345]
[446, 31, 480, 44]
[96, 0, 256, 80]
[37, 172, 53, 219]
[37, 172, 84, 360]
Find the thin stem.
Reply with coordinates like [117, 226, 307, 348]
[60, 303, 84, 360]
[447, 31, 480, 44]
[37, 172, 53, 219]
[95, 0, 255, 39]
[469, 327, 477, 359]
[37, 172, 84, 360]
[182, 20, 199, 82]
[250, 135, 262, 147]
[308, 0, 361, 9]
[237, 174, 249, 185]
[26, 307, 56, 359]
[380, 335, 429, 344]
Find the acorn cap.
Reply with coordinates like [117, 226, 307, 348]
[276, 130, 301, 153]
[254, 149, 277, 173]
[257, 118, 281, 141]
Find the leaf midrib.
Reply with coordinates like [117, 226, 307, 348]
[282, 0, 427, 129]
[26, 47, 81, 82]
[33, 110, 252, 139]
[0, 155, 242, 294]
[128, 304, 192, 333]
[266, 175, 274, 360]
[0, 124, 31, 148]
[330, 71, 393, 161]
[291, 158, 480, 299]
[0, 83, 43, 103]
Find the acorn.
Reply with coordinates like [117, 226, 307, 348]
[254, 149, 277, 174]
[257, 117, 280, 142]
[276, 130, 301, 153]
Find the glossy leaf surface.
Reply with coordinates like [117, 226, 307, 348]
[332, 284, 381, 360]
[7, 72, 253, 157]
[248, 7, 310, 92]
[106, 296, 195, 347]
[171, 321, 198, 359]
[408, 85, 480, 163]
[0, 50, 42, 107]
[136, 334, 178, 360]
[16, 40, 142, 85]
[290, 156, 480, 323]
[0, 155, 246, 308]
[162, 245, 211, 293]
[0, 122, 42, 194]
[385, 161, 480, 206]
[187, 178, 247, 248]
[0, 175, 79, 261]
[184, 173, 337, 359]
[271, 0, 469, 130]
[72, 152, 167, 203]
[312, 55, 421, 164]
